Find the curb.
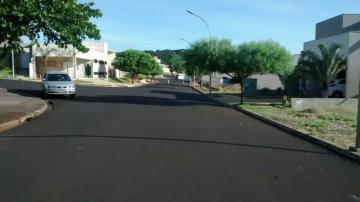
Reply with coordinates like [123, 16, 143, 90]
[0, 99, 49, 133]
[191, 87, 360, 163]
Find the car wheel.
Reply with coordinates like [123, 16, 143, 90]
[332, 91, 343, 98]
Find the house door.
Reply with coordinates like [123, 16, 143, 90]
[84, 64, 92, 78]
[63, 62, 74, 78]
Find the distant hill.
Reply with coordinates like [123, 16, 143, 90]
[145, 49, 185, 65]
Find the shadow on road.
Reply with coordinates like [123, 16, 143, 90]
[71, 94, 223, 107]
[0, 134, 331, 155]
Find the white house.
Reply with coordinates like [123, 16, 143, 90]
[153, 56, 170, 74]
[25, 41, 114, 80]
[304, 14, 360, 98]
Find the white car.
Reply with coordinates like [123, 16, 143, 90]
[42, 72, 76, 98]
[328, 79, 346, 98]
[176, 75, 185, 80]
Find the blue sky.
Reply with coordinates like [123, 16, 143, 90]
[92, 0, 360, 54]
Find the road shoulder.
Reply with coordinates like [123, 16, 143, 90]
[191, 86, 360, 163]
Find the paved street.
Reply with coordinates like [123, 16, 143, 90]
[0, 79, 359, 202]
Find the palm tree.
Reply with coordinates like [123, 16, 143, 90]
[297, 43, 347, 97]
[37, 46, 57, 75]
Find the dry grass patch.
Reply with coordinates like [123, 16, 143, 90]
[240, 104, 357, 149]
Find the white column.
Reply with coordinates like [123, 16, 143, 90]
[11, 50, 15, 79]
[73, 55, 77, 80]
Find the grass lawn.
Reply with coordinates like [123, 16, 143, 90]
[240, 104, 357, 149]
[109, 78, 132, 84]
[0, 67, 12, 78]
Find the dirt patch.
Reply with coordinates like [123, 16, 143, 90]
[0, 112, 26, 124]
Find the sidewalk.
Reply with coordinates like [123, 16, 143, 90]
[0, 88, 48, 132]
[76, 79, 149, 88]
[194, 87, 282, 105]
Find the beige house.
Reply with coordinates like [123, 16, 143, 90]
[27, 42, 113, 80]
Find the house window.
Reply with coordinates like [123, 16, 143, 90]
[99, 60, 105, 64]
[94, 59, 98, 63]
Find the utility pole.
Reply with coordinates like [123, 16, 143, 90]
[356, 80, 360, 150]
[350, 79, 360, 152]
[186, 10, 212, 94]
[11, 49, 15, 79]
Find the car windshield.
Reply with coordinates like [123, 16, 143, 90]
[47, 74, 71, 81]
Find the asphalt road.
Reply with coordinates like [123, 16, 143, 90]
[0, 79, 359, 202]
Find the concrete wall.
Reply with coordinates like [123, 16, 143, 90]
[248, 74, 283, 90]
[316, 14, 360, 40]
[343, 14, 360, 32]
[304, 32, 350, 56]
[316, 15, 344, 40]
[291, 98, 358, 113]
[107, 52, 116, 68]
[347, 32, 360, 98]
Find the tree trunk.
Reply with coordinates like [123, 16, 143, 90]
[283, 90, 290, 106]
[322, 89, 328, 98]
[240, 79, 245, 105]
[131, 74, 135, 84]
[44, 59, 48, 75]
[280, 77, 290, 105]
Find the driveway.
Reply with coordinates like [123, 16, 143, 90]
[0, 79, 359, 202]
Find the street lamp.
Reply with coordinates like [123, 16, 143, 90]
[349, 80, 360, 152]
[180, 37, 191, 45]
[186, 9, 213, 94]
[186, 10, 211, 40]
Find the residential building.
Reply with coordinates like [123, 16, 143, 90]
[303, 14, 360, 98]
[107, 50, 128, 79]
[24, 41, 113, 80]
[154, 56, 170, 74]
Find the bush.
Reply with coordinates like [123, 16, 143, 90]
[0, 66, 12, 77]
[138, 74, 145, 80]
[163, 73, 172, 78]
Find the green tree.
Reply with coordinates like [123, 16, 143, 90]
[184, 38, 234, 92]
[145, 49, 185, 65]
[183, 49, 209, 89]
[258, 41, 293, 104]
[112, 50, 158, 84]
[0, 0, 102, 54]
[112, 50, 143, 84]
[224, 40, 293, 104]
[168, 55, 185, 74]
[296, 43, 347, 97]
[138, 53, 156, 78]
[150, 61, 163, 82]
